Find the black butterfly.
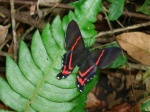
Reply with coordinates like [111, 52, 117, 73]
[56, 20, 122, 92]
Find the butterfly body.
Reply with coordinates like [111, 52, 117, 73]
[56, 20, 122, 92]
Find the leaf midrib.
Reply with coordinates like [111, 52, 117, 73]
[24, 49, 64, 112]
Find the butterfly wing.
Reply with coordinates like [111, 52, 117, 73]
[77, 57, 97, 92]
[57, 51, 81, 79]
[57, 20, 85, 79]
[91, 47, 122, 69]
[76, 47, 122, 92]
[65, 20, 85, 52]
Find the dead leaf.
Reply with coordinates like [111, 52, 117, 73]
[116, 32, 150, 65]
[130, 104, 141, 112]
[8, 40, 14, 54]
[0, 25, 8, 45]
[111, 102, 131, 112]
[86, 92, 104, 108]
[127, 90, 146, 102]
[107, 92, 123, 109]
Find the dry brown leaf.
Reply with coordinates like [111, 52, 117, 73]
[8, 40, 14, 54]
[116, 32, 150, 65]
[111, 102, 131, 112]
[0, 25, 8, 45]
[86, 92, 103, 108]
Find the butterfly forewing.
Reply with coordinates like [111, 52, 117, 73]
[65, 20, 85, 52]
[91, 47, 122, 69]
[57, 20, 85, 80]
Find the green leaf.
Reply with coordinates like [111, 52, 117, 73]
[107, 0, 115, 3]
[108, 54, 126, 68]
[137, 0, 150, 16]
[0, 0, 102, 111]
[108, 0, 125, 21]
[0, 109, 14, 112]
[141, 98, 150, 111]
[64, 0, 102, 47]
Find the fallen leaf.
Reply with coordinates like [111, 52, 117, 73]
[111, 102, 131, 112]
[0, 25, 8, 45]
[86, 92, 104, 109]
[116, 32, 150, 65]
[130, 104, 140, 112]
[107, 91, 123, 109]
[8, 40, 14, 54]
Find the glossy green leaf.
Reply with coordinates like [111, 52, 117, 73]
[137, 0, 150, 16]
[0, 0, 102, 111]
[108, 0, 125, 21]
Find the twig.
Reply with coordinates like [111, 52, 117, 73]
[95, 21, 150, 38]
[0, 11, 6, 18]
[0, 6, 45, 29]
[2, 0, 150, 20]
[0, 0, 74, 9]
[0, 51, 13, 57]
[21, 0, 62, 40]
[10, 0, 18, 62]
[120, 62, 148, 70]
[102, 5, 124, 29]
[122, 10, 150, 20]
[0, 39, 9, 50]
[102, 5, 116, 38]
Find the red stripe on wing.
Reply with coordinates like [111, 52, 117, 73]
[78, 66, 94, 77]
[77, 77, 87, 86]
[71, 36, 81, 51]
[95, 50, 105, 65]
[68, 53, 73, 70]
[62, 66, 70, 75]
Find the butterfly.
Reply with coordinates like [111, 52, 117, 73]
[56, 20, 122, 92]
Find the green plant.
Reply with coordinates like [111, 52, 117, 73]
[107, 0, 125, 21]
[137, 0, 150, 16]
[0, 0, 127, 111]
[0, 0, 103, 111]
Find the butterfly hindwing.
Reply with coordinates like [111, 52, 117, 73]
[77, 57, 97, 92]
[57, 51, 82, 79]
[91, 47, 122, 69]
